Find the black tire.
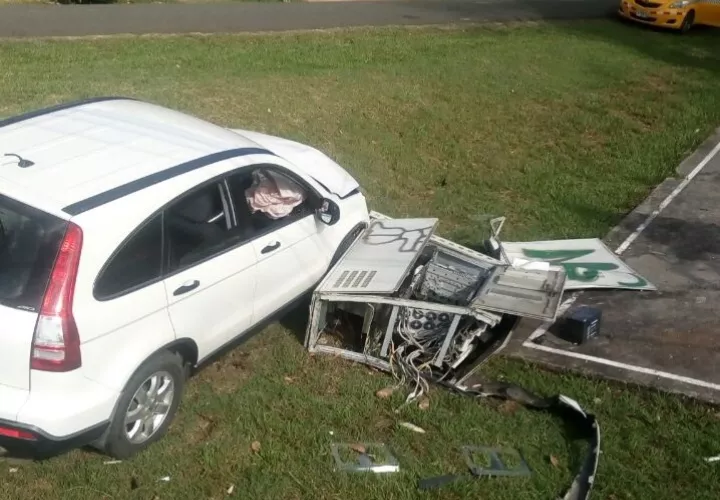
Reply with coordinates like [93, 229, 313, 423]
[101, 350, 185, 459]
[680, 10, 695, 33]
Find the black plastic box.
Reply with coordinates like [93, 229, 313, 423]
[561, 306, 602, 345]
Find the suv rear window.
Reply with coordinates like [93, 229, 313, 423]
[0, 194, 68, 311]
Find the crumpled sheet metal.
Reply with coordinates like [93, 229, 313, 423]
[306, 211, 600, 499]
[452, 378, 600, 500]
[330, 443, 400, 474]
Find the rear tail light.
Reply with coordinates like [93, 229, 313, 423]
[31, 222, 83, 372]
[0, 426, 36, 441]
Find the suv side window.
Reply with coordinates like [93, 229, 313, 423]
[227, 166, 317, 238]
[165, 182, 237, 272]
[95, 215, 163, 299]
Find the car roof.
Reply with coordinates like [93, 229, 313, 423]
[0, 97, 273, 219]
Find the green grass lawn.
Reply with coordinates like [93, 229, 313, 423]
[2, 21, 720, 500]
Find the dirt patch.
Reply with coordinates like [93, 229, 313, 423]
[581, 129, 609, 150]
[642, 73, 673, 93]
[19, 478, 55, 496]
[608, 107, 656, 133]
[497, 399, 522, 415]
[188, 413, 219, 444]
[374, 417, 394, 431]
[198, 351, 255, 395]
[308, 355, 365, 397]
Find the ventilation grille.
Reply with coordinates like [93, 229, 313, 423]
[332, 270, 377, 290]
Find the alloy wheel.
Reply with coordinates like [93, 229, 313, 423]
[124, 371, 175, 444]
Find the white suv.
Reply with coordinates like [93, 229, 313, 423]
[0, 97, 369, 459]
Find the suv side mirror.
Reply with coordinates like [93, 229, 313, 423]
[316, 198, 340, 226]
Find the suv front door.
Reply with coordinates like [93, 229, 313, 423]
[226, 166, 329, 324]
[162, 181, 258, 360]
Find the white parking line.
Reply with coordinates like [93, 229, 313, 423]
[525, 343, 720, 392]
[522, 139, 720, 388]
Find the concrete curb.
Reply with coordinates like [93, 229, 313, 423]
[603, 126, 720, 251]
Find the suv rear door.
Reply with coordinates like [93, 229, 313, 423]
[0, 194, 68, 390]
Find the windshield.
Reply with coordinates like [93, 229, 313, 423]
[0, 194, 68, 311]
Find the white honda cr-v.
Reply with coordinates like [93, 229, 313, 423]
[0, 97, 369, 459]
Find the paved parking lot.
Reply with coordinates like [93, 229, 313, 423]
[511, 129, 720, 403]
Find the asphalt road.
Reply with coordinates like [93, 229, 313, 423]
[0, 0, 618, 38]
[511, 129, 720, 404]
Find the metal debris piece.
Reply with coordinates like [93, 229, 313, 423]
[501, 238, 656, 291]
[454, 381, 600, 500]
[704, 455, 720, 463]
[305, 212, 565, 404]
[322, 218, 439, 294]
[399, 422, 426, 434]
[331, 443, 399, 473]
[416, 384, 599, 500]
[488, 216, 510, 263]
[307, 211, 600, 500]
[418, 445, 531, 490]
[103, 460, 122, 465]
[461, 446, 532, 477]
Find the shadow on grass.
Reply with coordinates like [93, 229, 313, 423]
[558, 14, 720, 76]
[278, 293, 312, 344]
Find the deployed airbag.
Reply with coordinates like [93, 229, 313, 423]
[245, 170, 306, 219]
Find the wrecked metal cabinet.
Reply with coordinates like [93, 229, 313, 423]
[305, 213, 567, 382]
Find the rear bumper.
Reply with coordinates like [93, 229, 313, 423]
[0, 372, 118, 458]
[618, 2, 687, 29]
[0, 419, 108, 459]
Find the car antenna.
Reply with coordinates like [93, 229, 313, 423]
[3, 153, 35, 168]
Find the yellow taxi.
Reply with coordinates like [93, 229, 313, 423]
[618, 0, 720, 32]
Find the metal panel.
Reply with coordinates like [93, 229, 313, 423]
[312, 344, 392, 372]
[320, 218, 439, 294]
[417, 248, 493, 305]
[470, 267, 566, 321]
[501, 238, 656, 290]
[432, 314, 461, 368]
[369, 210, 505, 266]
[317, 292, 503, 327]
[380, 305, 400, 357]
